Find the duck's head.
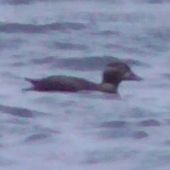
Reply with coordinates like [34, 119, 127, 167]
[102, 61, 142, 86]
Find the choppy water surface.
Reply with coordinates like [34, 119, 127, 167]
[1, 0, 170, 170]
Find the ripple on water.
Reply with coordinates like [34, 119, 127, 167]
[137, 119, 161, 127]
[30, 56, 57, 65]
[9, 62, 27, 67]
[27, 55, 147, 72]
[98, 128, 132, 140]
[51, 41, 89, 51]
[132, 131, 149, 139]
[0, 104, 45, 118]
[96, 120, 132, 140]
[24, 133, 52, 143]
[0, 38, 24, 50]
[83, 148, 138, 164]
[49, 56, 147, 71]
[1, 0, 35, 5]
[97, 120, 151, 140]
[100, 120, 129, 128]
[91, 30, 120, 37]
[50, 56, 117, 71]
[0, 22, 86, 34]
[104, 43, 148, 55]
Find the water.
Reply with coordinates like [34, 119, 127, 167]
[1, 0, 170, 169]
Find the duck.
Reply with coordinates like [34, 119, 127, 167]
[23, 60, 142, 95]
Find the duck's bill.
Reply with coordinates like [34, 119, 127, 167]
[124, 72, 143, 81]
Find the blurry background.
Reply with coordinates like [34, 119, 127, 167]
[1, 0, 170, 170]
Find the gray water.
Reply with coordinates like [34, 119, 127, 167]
[1, 0, 170, 170]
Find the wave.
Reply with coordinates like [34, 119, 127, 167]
[29, 56, 148, 71]
[0, 22, 86, 33]
[0, 104, 45, 118]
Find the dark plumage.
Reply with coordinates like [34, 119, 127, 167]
[24, 76, 98, 92]
[23, 60, 142, 94]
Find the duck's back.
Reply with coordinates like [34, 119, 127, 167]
[25, 75, 98, 92]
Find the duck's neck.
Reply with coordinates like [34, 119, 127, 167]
[98, 83, 117, 94]
[98, 70, 122, 93]
[99, 78, 121, 94]
[101, 77, 121, 91]
[102, 70, 122, 86]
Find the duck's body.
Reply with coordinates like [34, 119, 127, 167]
[23, 59, 142, 95]
[24, 76, 118, 93]
[24, 75, 99, 92]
